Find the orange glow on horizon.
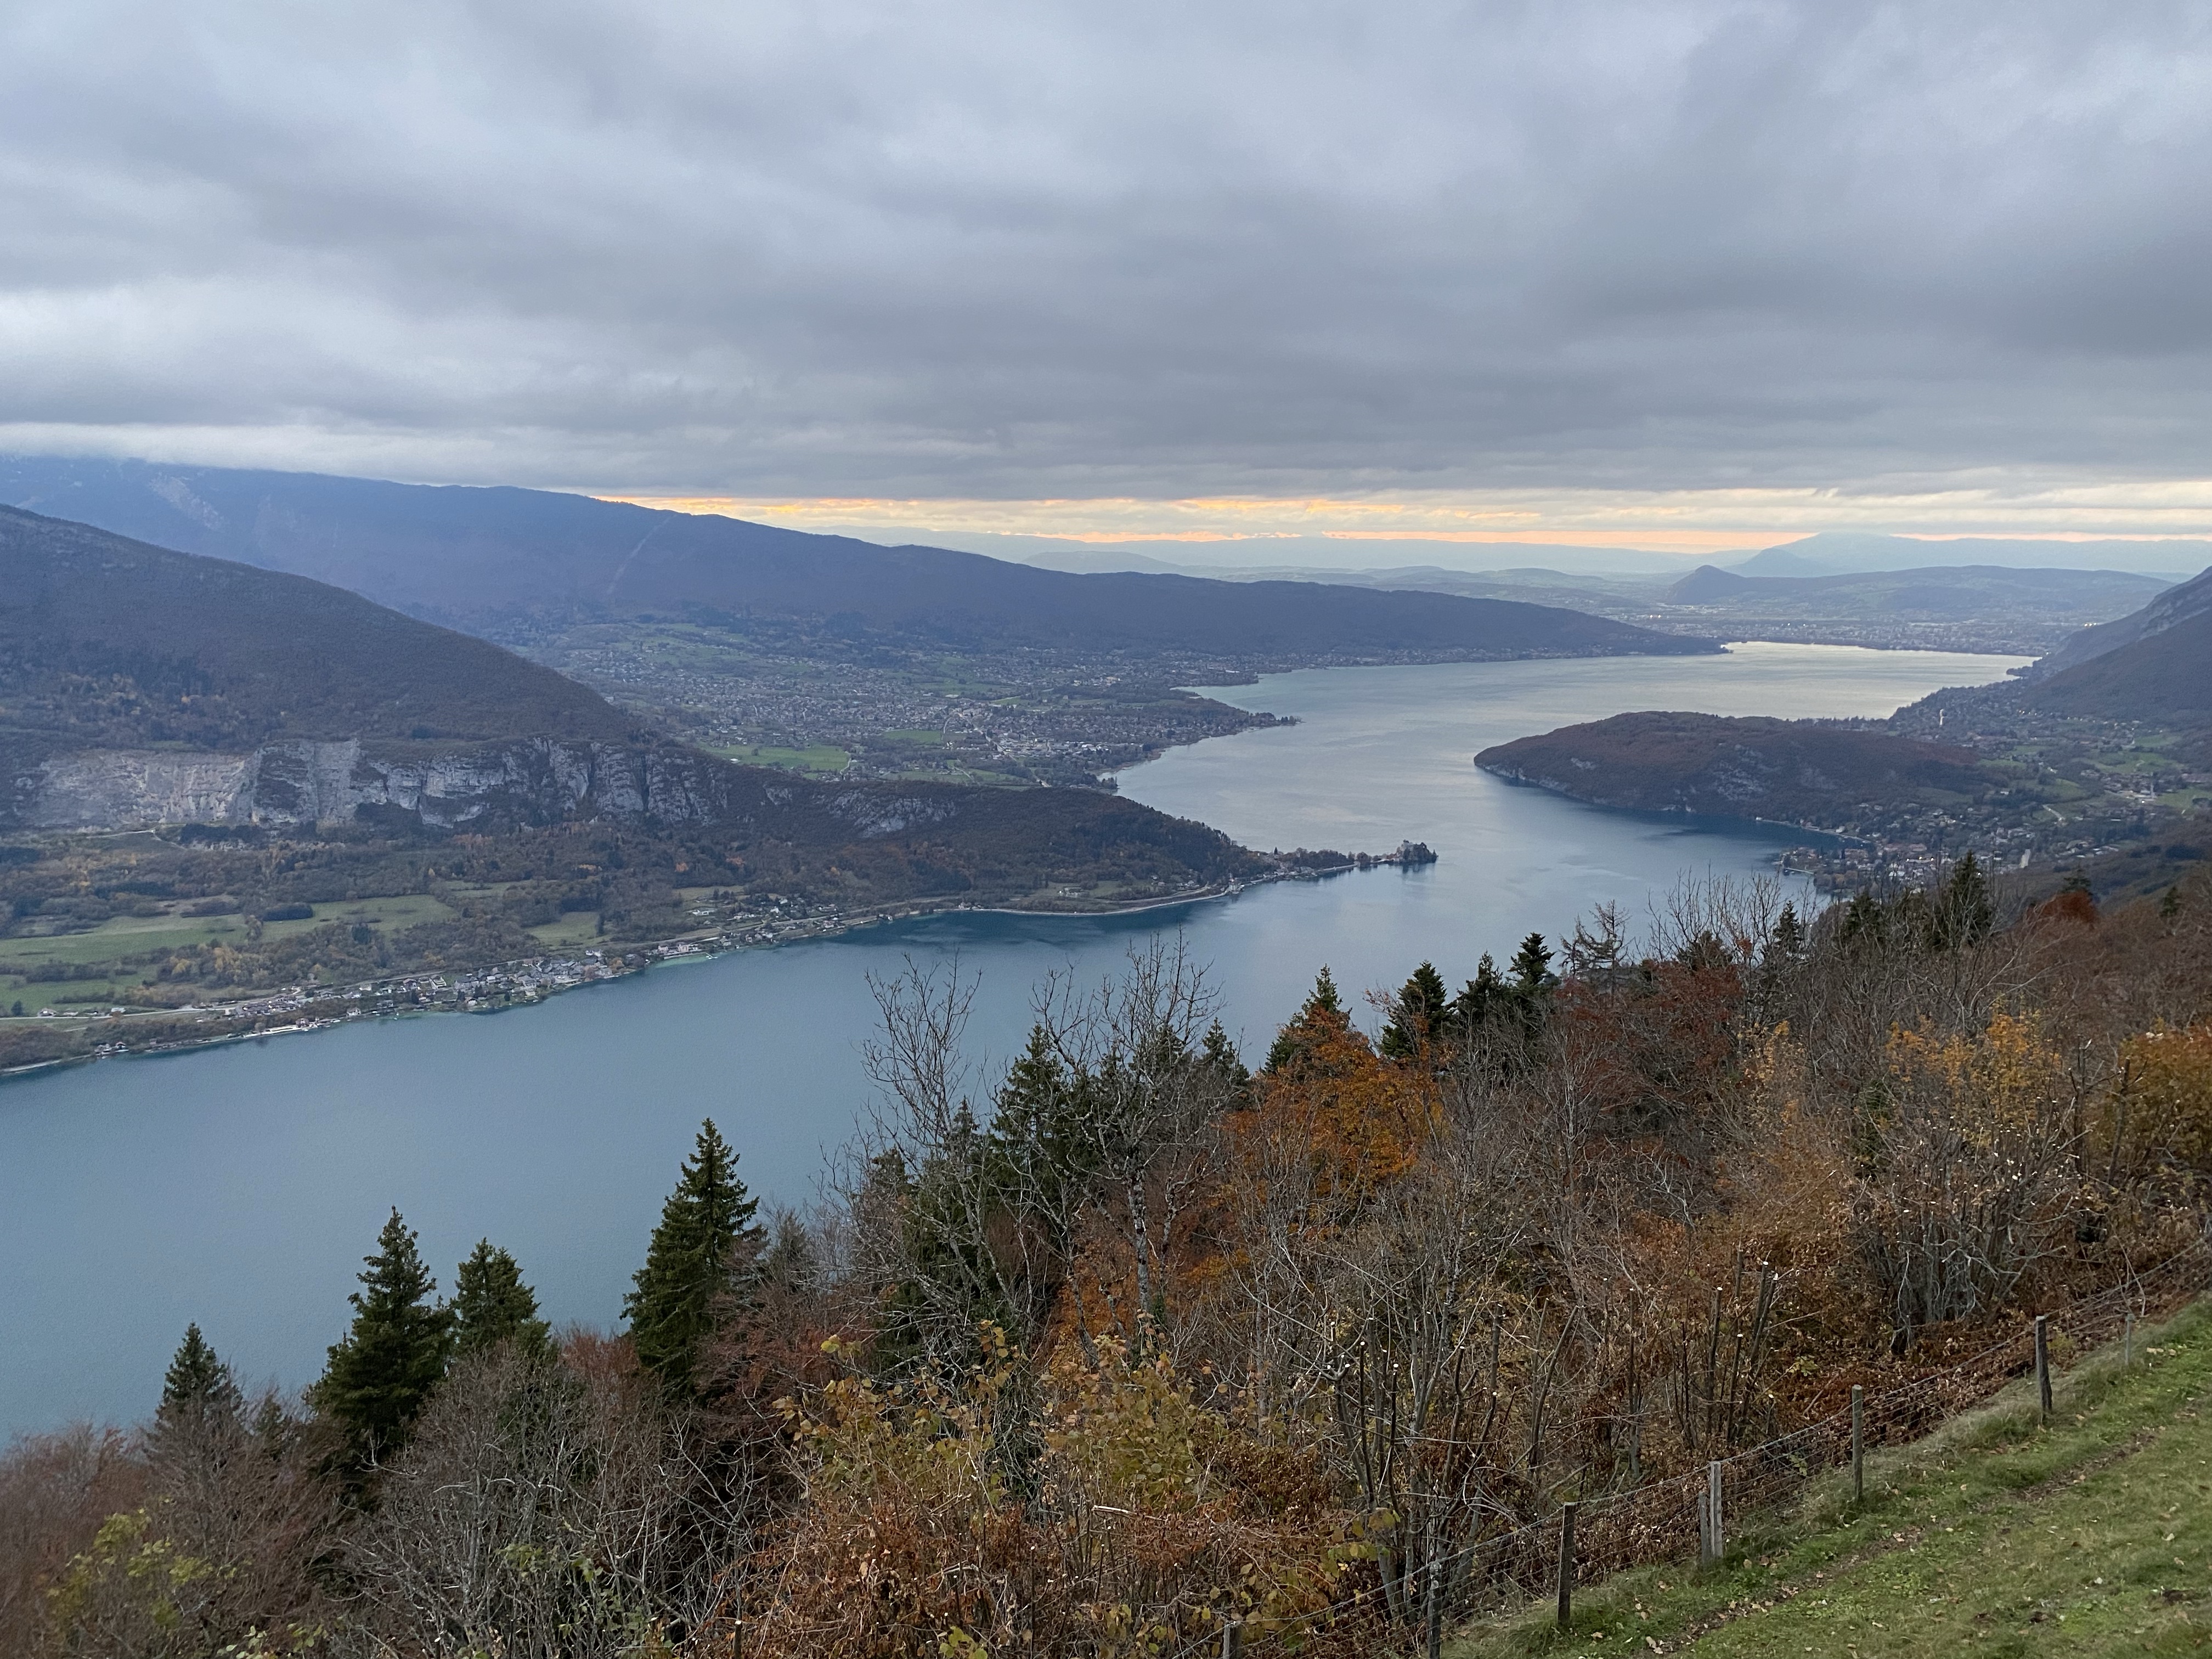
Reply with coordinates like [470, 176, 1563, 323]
[595, 491, 2212, 556]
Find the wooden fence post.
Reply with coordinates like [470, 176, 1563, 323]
[1222, 1617, 1242, 1659]
[2125, 1310, 2136, 1369]
[1556, 1501, 1578, 1631]
[1708, 1462, 1724, 1564]
[1425, 1558, 1442, 1659]
[2035, 1314, 2052, 1421]
[1850, 1384, 1864, 1503]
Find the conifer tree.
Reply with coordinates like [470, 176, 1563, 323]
[625, 1119, 764, 1393]
[1840, 888, 1887, 944]
[1508, 932, 1556, 994]
[452, 1240, 553, 1360]
[1768, 902, 1806, 961]
[1262, 969, 1344, 1074]
[315, 1209, 453, 1465]
[159, 1323, 241, 1420]
[1199, 1019, 1252, 1107]
[1379, 962, 1450, 1061]
[1451, 953, 1505, 1038]
[1929, 853, 1995, 950]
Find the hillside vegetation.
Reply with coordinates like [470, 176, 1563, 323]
[2030, 605, 2212, 726]
[1452, 1298, 2212, 1657]
[4, 857, 2209, 1656]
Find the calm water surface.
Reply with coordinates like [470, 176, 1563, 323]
[0, 644, 2025, 1432]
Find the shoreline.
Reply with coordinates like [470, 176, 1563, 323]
[0, 859, 1423, 1082]
[1477, 764, 1863, 846]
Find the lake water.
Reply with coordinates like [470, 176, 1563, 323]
[0, 643, 2026, 1434]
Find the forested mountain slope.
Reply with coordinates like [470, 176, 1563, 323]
[0, 504, 631, 755]
[2027, 603, 2212, 724]
[2028, 564, 2212, 683]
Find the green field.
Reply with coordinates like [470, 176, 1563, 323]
[0, 892, 461, 1011]
[1450, 1300, 2212, 1658]
[527, 912, 601, 947]
[711, 743, 853, 774]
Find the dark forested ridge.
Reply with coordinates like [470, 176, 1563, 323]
[0, 505, 634, 759]
[0, 455, 1716, 660]
[2027, 602, 2212, 724]
[2023, 563, 2212, 681]
[1475, 710, 2001, 822]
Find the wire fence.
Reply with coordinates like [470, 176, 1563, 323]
[1168, 1238, 2211, 1658]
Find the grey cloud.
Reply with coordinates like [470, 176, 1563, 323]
[0, 0, 2205, 496]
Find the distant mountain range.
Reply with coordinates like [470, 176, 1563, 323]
[1726, 532, 2211, 581]
[992, 528, 2209, 583]
[999, 545, 2180, 655]
[0, 457, 1712, 664]
[1660, 564, 2172, 614]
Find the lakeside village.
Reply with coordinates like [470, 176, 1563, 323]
[1771, 800, 2207, 895]
[18, 842, 1439, 1071]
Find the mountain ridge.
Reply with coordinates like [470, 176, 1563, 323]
[0, 456, 1716, 663]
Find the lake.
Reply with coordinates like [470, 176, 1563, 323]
[0, 643, 2026, 1433]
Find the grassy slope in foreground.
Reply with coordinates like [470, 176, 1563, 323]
[1450, 1297, 2212, 1658]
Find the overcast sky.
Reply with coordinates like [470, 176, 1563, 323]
[1, 1, 2207, 537]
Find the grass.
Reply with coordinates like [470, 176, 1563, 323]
[527, 913, 601, 947]
[1446, 1299, 2212, 1658]
[712, 743, 853, 774]
[0, 893, 462, 1008]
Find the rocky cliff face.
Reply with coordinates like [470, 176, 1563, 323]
[12, 737, 742, 833]
[8, 734, 1005, 842]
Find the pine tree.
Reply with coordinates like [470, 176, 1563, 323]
[1262, 969, 1344, 1074]
[1451, 953, 1505, 1039]
[315, 1209, 453, 1465]
[452, 1240, 554, 1360]
[1508, 933, 1556, 994]
[625, 1119, 764, 1393]
[1840, 889, 1887, 944]
[159, 1323, 241, 1421]
[1379, 962, 1451, 1062]
[1768, 902, 1806, 961]
[1199, 1019, 1252, 1108]
[1929, 853, 1995, 950]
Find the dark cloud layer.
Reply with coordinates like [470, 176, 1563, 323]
[0, 1, 2205, 498]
